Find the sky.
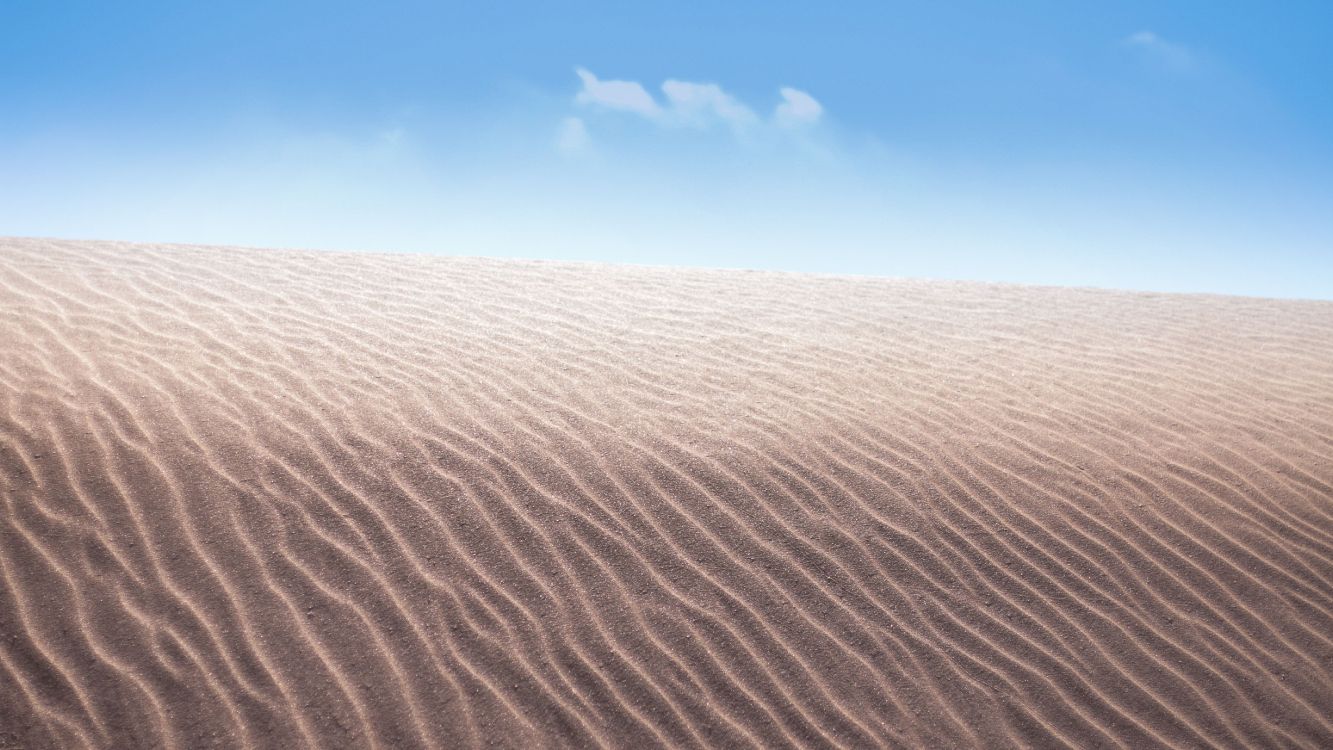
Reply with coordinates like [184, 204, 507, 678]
[3, 1, 1332, 299]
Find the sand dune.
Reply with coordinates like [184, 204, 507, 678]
[1, 236, 1331, 748]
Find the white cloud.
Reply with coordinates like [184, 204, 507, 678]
[775, 88, 823, 127]
[661, 80, 757, 129]
[575, 68, 661, 116]
[556, 116, 590, 154]
[1124, 31, 1195, 72]
[571, 69, 825, 138]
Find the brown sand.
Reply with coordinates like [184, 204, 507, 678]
[1, 236, 1331, 749]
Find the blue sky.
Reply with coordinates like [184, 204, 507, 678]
[4, 1, 1332, 298]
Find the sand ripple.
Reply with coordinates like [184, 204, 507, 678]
[2, 237, 1331, 748]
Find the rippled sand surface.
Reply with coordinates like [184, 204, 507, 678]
[2, 237, 1331, 748]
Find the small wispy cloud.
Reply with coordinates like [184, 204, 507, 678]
[1123, 31, 1195, 72]
[568, 68, 823, 146]
[556, 116, 590, 155]
[575, 68, 661, 117]
[775, 88, 823, 128]
[661, 80, 758, 129]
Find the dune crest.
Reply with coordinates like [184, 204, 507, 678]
[1, 237, 1331, 748]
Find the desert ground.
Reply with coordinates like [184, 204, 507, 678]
[1, 236, 1331, 749]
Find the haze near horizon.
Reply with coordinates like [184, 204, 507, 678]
[2, 1, 1332, 298]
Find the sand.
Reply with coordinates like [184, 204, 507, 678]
[1, 236, 1331, 749]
